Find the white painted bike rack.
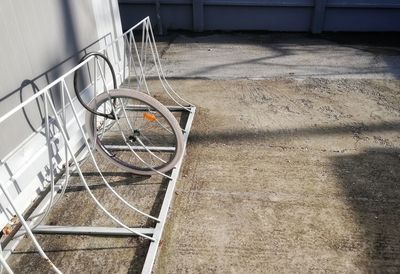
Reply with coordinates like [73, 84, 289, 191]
[0, 17, 195, 274]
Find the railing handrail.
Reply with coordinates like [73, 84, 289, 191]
[0, 55, 96, 125]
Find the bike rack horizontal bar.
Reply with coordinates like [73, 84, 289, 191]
[32, 225, 154, 236]
[104, 145, 176, 152]
[125, 105, 194, 112]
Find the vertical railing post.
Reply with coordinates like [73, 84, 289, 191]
[193, 0, 204, 32]
[312, 0, 327, 33]
[155, 0, 163, 35]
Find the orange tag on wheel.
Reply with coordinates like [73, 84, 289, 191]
[143, 112, 157, 122]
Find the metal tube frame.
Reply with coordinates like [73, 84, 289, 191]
[0, 17, 195, 274]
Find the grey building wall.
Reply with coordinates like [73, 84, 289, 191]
[0, 0, 105, 157]
[0, 0, 122, 229]
[118, 0, 400, 33]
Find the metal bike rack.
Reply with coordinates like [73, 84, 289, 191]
[0, 17, 195, 273]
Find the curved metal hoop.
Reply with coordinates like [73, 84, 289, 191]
[73, 52, 117, 119]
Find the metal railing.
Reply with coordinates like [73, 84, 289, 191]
[0, 17, 195, 274]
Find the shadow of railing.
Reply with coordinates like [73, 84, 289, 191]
[331, 147, 400, 271]
[187, 113, 400, 270]
[149, 32, 400, 79]
[188, 121, 400, 144]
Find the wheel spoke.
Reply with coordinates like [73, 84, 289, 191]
[86, 89, 183, 175]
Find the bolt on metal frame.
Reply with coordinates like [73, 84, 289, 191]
[0, 17, 195, 273]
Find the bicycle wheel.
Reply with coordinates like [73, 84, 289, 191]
[74, 52, 117, 119]
[85, 89, 184, 176]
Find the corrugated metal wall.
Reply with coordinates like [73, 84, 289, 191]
[118, 0, 400, 33]
[0, 0, 122, 229]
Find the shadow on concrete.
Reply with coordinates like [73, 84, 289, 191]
[127, 172, 172, 273]
[188, 120, 400, 144]
[331, 148, 400, 271]
[64, 173, 150, 193]
[127, 240, 152, 273]
[151, 32, 400, 79]
[188, 114, 400, 270]
[163, 31, 400, 48]
[12, 244, 138, 254]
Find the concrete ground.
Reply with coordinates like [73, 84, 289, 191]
[6, 33, 400, 273]
[157, 32, 400, 80]
[154, 33, 400, 273]
[155, 78, 400, 273]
